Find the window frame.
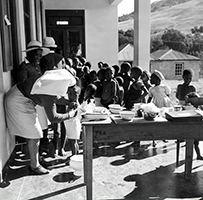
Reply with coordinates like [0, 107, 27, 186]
[175, 62, 184, 76]
[0, 0, 13, 72]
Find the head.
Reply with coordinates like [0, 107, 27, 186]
[24, 40, 43, 64]
[42, 37, 57, 51]
[65, 57, 73, 67]
[98, 61, 103, 69]
[150, 70, 164, 85]
[97, 68, 106, 81]
[182, 69, 194, 85]
[112, 65, 120, 76]
[67, 85, 81, 102]
[120, 62, 131, 73]
[40, 53, 65, 74]
[89, 70, 97, 82]
[130, 66, 143, 80]
[105, 67, 114, 81]
[84, 84, 97, 99]
[85, 61, 92, 70]
[141, 70, 151, 82]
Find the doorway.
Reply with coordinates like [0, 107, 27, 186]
[46, 10, 85, 58]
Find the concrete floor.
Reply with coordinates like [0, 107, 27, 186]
[1, 138, 203, 200]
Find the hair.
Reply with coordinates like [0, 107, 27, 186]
[112, 65, 120, 75]
[85, 61, 92, 69]
[183, 69, 194, 77]
[131, 66, 143, 77]
[40, 53, 63, 74]
[86, 83, 97, 95]
[120, 62, 131, 73]
[65, 57, 73, 67]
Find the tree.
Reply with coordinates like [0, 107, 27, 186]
[150, 35, 164, 52]
[161, 28, 187, 52]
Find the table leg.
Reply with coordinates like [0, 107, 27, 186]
[184, 139, 194, 180]
[83, 126, 93, 200]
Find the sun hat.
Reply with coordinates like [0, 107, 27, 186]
[42, 37, 57, 48]
[23, 40, 42, 52]
[153, 69, 165, 81]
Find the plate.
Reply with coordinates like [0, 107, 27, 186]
[83, 113, 109, 120]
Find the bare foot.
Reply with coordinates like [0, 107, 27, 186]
[58, 149, 68, 156]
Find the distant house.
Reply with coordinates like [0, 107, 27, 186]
[150, 49, 200, 81]
[118, 43, 133, 66]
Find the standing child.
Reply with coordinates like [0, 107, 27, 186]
[141, 69, 152, 103]
[124, 66, 148, 109]
[101, 67, 117, 108]
[63, 85, 82, 156]
[148, 70, 172, 108]
[176, 69, 203, 160]
[115, 76, 124, 106]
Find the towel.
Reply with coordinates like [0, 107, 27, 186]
[31, 69, 76, 96]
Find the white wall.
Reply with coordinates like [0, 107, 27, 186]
[44, 0, 119, 70]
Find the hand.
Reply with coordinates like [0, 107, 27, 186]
[69, 109, 78, 118]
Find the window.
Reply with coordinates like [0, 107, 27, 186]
[175, 63, 184, 76]
[0, 0, 13, 71]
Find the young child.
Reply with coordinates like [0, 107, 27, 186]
[83, 83, 97, 104]
[176, 69, 203, 160]
[94, 68, 106, 106]
[101, 67, 117, 108]
[115, 76, 124, 106]
[141, 69, 152, 103]
[124, 66, 148, 109]
[148, 70, 172, 108]
[63, 85, 82, 156]
[176, 69, 196, 105]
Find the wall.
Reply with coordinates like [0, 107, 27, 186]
[43, 0, 119, 71]
[150, 60, 200, 81]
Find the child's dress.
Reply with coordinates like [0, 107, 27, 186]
[148, 84, 172, 108]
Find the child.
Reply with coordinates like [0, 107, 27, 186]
[115, 76, 124, 106]
[124, 66, 148, 109]
[83, 83, 97, 104]
[148, 70, 172, 108]
[176, 69, 203, 160]
[176, 69, 196, 105]
[141, 69, 152, 103]
[63, 85, 82, 156]
[101, 67, 117, 108]
[94, 68, 106, 106]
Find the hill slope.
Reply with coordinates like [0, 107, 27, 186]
[118, 0, 203, 35]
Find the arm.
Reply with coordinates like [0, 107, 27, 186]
[40, 95, 76, 123]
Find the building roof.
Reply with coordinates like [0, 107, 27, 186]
[150, 49, 200, 61]
[118, 43, 133, 61]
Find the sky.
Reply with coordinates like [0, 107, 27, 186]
[118, 0, 161, 16]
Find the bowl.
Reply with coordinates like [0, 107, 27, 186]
[119, 110, 135, 121]
[70, 155, 83, 176]
[173, 105, 182, 111]
[108, 104, 123, 114]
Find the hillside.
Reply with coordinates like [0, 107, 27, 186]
[118, 0, 203, 35]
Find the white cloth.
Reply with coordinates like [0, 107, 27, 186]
[5, 85, 43, 139]
[63, 108, 83, 140]
[31, 69, 76, 96]
[36, 105, 50, 130]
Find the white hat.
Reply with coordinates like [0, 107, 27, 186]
[23, 40, 42, 52]
[42, 37, 57, 48]
[153, 70, 165, 81]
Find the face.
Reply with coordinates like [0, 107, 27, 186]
[150, 74, 158, 84]
[105, 68, 114, 80]
[183, 74, 192, 85]
[29, 49, 42, 64]
[67, 86, 80, 102]
[141, 72, 149, 82]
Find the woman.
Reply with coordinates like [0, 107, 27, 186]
[5, 53, 77, 175]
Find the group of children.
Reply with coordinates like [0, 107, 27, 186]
[50, 57, 203, 161]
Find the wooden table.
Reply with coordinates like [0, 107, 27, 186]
[82, 115, 203, 200]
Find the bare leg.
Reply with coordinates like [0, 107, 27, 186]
[58, 122, 68, 156]
[70, 139, 79, 155]
[194, 140, 203, 160]
[27, 138, 40, 168]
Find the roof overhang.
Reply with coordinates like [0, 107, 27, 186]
[109, 0, 123, 6]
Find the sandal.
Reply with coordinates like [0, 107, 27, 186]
[28, 165, 49, 175]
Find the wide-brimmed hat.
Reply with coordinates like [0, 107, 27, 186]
[42, 37, 57, 48]
[23, 40, 42, 52]
[153, 69, 165, 81]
